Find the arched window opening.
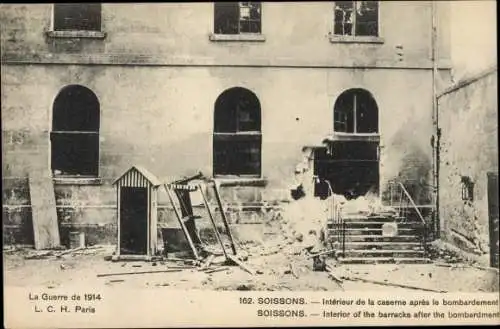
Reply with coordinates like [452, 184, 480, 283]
[334, 88, 378, 134]
[51, 85, 100, 177]
[213, 87, 261, 177]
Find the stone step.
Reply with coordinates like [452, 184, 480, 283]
[342, 249, 425, 258]
[338, 257, 432, 265]
[329, 228, 420, 236]
[341, 221, 423, 229]
[329, 235, 419, 242]
[331, 241, 423, 250]
[333, 215, 405, 223]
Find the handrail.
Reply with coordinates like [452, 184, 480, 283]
[320, 177, 346, 257]
[323, 179, 335, 221]
[397, 182, 426, 225]
[397, 182, 429, 255]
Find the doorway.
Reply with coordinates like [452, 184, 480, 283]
[120, 187, 148, 255]
[313, 142, 379, 199]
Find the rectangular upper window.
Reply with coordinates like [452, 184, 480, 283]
[333, 1, 378, 37]
[214, 2, 262, 35]
[53, 4, 102, 31]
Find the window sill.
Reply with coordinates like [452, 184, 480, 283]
[323, 133, 381, 143]
[209, 33, 266, 42]
[45, 30, 107, 39]
[53, 177, 103, 185]
[329, 35, 384, 44]
[214, 177, 268, 187]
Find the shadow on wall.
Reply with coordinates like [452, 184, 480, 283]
[382, 139, 433, 205]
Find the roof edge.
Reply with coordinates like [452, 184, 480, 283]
[438, 66, 498, 98]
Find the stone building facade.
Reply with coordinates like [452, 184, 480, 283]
[1, 2, 453, 246]
[438, 67, 498, 263]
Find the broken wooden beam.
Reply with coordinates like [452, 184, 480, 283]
[212, 181, 238, 256]
[289, 263, 299, 279]
[24, 251, 54, 260]
[200, 255, 215, 270]
[164, 184, 200, 260]
[227, 254, 256, 275]
[198, 184, 229, 260]
[325, 265, 343, 284]
[97, 268, 183, 278]
[204, 266, 230, 274]
[55, 246, 86, 258]
[344, 276, 447, 293]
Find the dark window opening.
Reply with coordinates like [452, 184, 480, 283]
[461, 176, 474, 202]
[334, 88, 378, 134]
[54, 4, 102, 31]
[213, 87, 262, 177]
[334, 1, 378, 37]
[214, 2, 261, 34]
[51, 85, 100, 177]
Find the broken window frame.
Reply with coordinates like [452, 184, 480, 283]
[213, 88, 262, 178]
[53, 3, 102, 32]
[214, 2, 262, 35]
[333, 89, 379, 134]
[461, 176, 475, 202]
[50, 85, 100, 178]
[333, 1, 379, 37]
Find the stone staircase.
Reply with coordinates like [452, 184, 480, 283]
[327, 213, 431, 264]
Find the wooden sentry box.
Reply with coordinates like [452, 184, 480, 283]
[112, 166, 161, 261]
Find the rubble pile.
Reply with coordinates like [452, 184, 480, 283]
[333, 192, 398, 217]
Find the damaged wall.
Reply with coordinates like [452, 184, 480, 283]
[1, 2, 452, 245]
[438, 68, 498, 258]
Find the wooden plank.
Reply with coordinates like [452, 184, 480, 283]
[212, 181, 238, 255]
[29, 173, 60, 250]
[227, 254, 256, 275]
[198, 184, 229, 260]
[97, 268, 182, 277]
[199, 255, 215, 270]
[164, 185, 200, 260]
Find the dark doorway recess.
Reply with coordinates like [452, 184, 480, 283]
[314, 141, 379, 200]
[119, 187, 148, 255]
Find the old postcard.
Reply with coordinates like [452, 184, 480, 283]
[2, 1, 498, 328]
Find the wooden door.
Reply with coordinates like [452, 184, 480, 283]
[120, 187, 148, 255]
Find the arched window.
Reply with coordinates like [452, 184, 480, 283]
[213, 87, 261, 177]
[333, 88, 378, 134]
[51, 85, 100, 177]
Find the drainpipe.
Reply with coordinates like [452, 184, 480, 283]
[431, 1, 440, 238]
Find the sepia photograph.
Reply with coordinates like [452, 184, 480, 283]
[1, 1, 498, 327]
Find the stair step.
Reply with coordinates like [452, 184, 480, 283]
[337, 215, 405, 223]
[342, 249, 425, 258]
[329, 235, 419, 242]
[341, 221, 422, 227]
[331, 242, 422, 250]
[330, 228, 420, 235]
[338, 257, 432, 265]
